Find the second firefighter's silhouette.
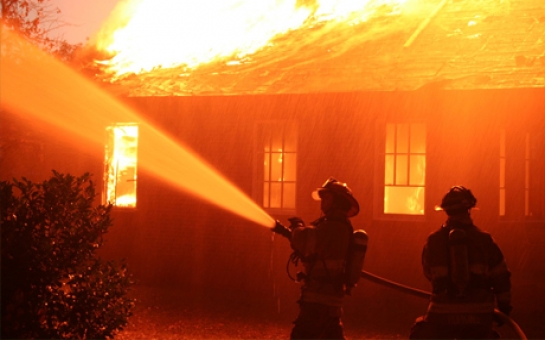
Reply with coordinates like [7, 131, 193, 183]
[410, 186, 512, 339]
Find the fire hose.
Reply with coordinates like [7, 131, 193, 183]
[360, 270, 528, 340]
[272, 221, 526, 339]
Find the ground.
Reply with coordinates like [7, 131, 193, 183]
[115, 285, 532, 339]
[115, 285, 405, 340]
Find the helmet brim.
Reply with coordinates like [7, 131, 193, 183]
[312, 187, 360, 217]
[434, 204, 479, 212]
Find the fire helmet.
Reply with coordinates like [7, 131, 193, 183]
[312, 177, 360, 217]
[436, 186, 477, 215]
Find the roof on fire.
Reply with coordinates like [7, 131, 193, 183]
[109, 0, 545, 96]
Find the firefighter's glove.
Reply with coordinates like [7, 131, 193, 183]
[288, 217, 305, 229]
[272, 220, 292, 239]
[498, 302, 512, 317]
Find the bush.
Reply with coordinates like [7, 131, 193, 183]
[1, 171, 135, 339]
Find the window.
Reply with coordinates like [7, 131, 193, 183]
[384, 123, 426, 215]
[104, 124, 138, 207]
[499, 129, 506, 216]
[255, 122, 297, 211]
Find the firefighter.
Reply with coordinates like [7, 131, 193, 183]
[272, 177, 367, 340]
[410, 186, 512, 339]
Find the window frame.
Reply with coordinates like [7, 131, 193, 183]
[253, 120, 297, 216]
[103, 123, 139, 208]
[373, 121, 427, 221]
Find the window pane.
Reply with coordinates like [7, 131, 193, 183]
[270, 182, 282, 208]
[395, 155, 408, 185]
[284, 124, 297, 152]
[396, 124, 409, 153]
[283, 182, 296, 209]
[385, 155, 394, 185]
[384, 186, 425, 215]
[409, 155, 426, 186]
[116, 166, 136, 206]
[386, 124, 395, 153]
[283, 153, 296, 181]
[271, 152, 283, 181]
[264, 153, 270, 181]
[410, 124, 426, 153]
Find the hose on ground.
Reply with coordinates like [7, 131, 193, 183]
[360, 270, 527, 340]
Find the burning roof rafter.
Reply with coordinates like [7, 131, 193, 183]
[92, 0, 545, 96]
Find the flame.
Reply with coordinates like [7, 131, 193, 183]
[95, 0, 407, 77]
[105, 124, 138, 207]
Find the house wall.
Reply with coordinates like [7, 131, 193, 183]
[111, 88, 545, 336]
[2, 88, 544, 336]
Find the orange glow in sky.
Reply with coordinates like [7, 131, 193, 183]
[48, 0, 121, 44]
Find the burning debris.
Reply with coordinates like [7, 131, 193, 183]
[84, 0, 545, 96]
[91, 0, 407, 89]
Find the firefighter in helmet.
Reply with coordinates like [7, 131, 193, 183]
[410, 186, 512, 339]
[272, 177, 368, 340]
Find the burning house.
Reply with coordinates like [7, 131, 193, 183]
[1, 0, 545, 337]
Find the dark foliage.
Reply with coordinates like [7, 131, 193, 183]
[1, 171, 135, 339]
[0, 0, 81, 62]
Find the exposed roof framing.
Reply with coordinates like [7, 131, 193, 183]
[108, 0, 545, 96]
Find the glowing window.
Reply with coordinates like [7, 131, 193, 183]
[384, 123, 425, 215]
[499, 129, 506, 216]
[257, 122, 297, 210]
[104, 124, 138, 208]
